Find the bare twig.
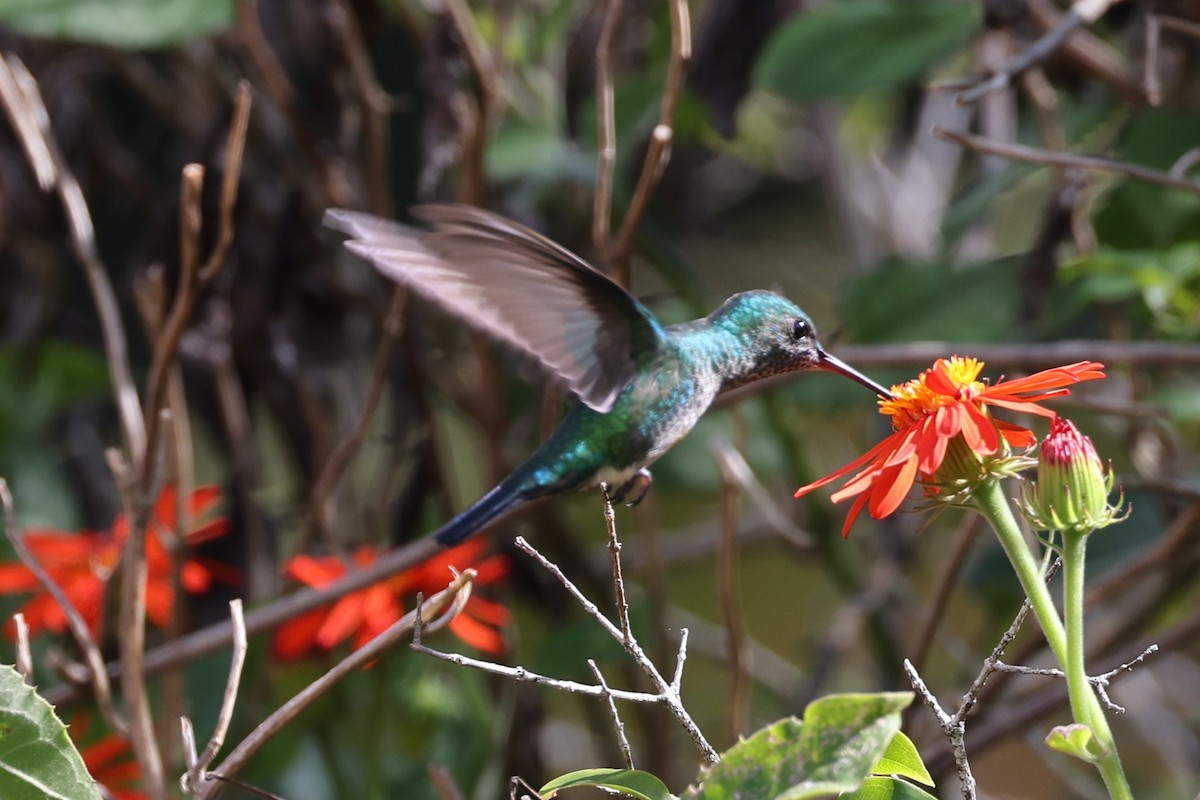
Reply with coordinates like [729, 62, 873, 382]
[443, 0, 500, 204]
[600, 486, 633, 641]
[13, 614, 31, 683]
[428, 764, 466, 800]
[589, 659, 635, 769]
[994, 644, 1160, 714]
[904, 515, 980, 681]
[197, 572, 474, 799]
[935, 126, 1200, 195]
[592, 0, 622, 257]
[513, 535, 718, 764]
[608, 0, 692, 281]
[0, 479, 126, 734]
[182, 601, 248, 794]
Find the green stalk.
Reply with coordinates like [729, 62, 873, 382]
[1061, 530, 1131, 800]
[973, 478, 1132, 800]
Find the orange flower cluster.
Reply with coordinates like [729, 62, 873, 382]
[796, 358, 1105, 535]
[0, 485, 232, 637]
[273, 538, 510, 659]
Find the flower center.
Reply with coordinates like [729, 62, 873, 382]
[878, 356, 988, 430]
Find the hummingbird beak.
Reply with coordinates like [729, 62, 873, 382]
[817, 350, 894, 399]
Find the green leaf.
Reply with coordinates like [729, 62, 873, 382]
[754, 0, 978, 103]
[1045, 724, 1107, 763]
[0, 0, 234, 48]
[686, 693, 913, 800]
[0, 664, 102, 800]
[540, 768, 676, 800]
[839, 776, 939, 800]
[869, 732, 934, 787]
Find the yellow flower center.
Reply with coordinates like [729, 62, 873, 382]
[878, 356, 988, 430]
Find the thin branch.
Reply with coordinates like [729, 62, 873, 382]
[993, 644, 1159, 714]
[0, 479, 126, 735]
[513, 535, 718, 764]
[13, 614, 31, 683]
[592, 0, 622, 256]
[608, 0, 692, 281]
[589, 660, 635, 769]
[600, 485, 632, 642]
[182, 601, 248, 794]
[935, 126, 1200, 195]
[197, 573, 474, 799]
[956, 0, 1125, 104]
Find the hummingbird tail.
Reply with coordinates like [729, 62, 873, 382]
[433, 476, 539, 547]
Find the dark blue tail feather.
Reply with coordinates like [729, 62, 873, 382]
[433, 474, 537, 546]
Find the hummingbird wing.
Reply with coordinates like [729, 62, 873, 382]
[324, 204, 666, 413]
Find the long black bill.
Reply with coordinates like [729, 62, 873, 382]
[817, 350, 893, 399]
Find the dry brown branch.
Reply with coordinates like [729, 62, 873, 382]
[712, 438, 749, 741]
[936, 126, 1200, 195]
[13, 613, 31, 682]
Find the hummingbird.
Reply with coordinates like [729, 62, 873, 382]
[325, 204, 890, 546]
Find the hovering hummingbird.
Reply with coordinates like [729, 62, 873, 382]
[325, 205, 890, 546]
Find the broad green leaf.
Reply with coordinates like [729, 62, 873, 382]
[754, 0, 978, 103]
[0, 0, 234, 49]
[687, 693, 913, 800]
[0, 664, 102, 800]
[1045, 724, 1107, 762]
[540, 768, 675, 800]
[840, 776, 939, 800]
[869, 732, 934, 787]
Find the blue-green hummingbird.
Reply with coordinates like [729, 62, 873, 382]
[325, 205, 890, 546]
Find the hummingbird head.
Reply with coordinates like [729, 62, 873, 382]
[709, 291, 891, 398]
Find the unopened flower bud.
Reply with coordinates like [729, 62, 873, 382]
[1021, 416, 1125, 534]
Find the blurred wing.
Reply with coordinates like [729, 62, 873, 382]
[324, 204, 665, 413]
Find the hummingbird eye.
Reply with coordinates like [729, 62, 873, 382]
[791, 319, 813, 341]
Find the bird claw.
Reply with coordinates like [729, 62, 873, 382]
[612, 469, 652, 507]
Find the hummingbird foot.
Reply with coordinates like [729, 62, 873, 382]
[611, 468, 653, 508]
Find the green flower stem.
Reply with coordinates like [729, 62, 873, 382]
[973, 478, 1132, 800]
[1062, 530, 1130, 800]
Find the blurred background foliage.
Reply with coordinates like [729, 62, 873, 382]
[0, 0, 1199, 798]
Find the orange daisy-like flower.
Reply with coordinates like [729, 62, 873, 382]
[0, 485, 233, 638]
[272, 539, 510, 660]
[795, 357, 1106, 536]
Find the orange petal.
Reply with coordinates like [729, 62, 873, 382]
[449, 614, 505, 654]
[273, 608, 330, 660]
[465, 596, 510, 626]
[841, 491, 872, 538]
[283, 554, 346, 588]
[315, 594, 365, 649]
[868, 455, 919, 519]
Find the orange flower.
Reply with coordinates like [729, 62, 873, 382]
[0, 485, 232, 637]
[795, 357, 1105, 536]
[273, 539, 510, 660]
[71, 714, 146, 800]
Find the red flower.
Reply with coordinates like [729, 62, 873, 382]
[273, 539, 510, 660]
[0, 485, 232, 637]
[795, 357, 1106, 536]
[71, 714, 146, 800]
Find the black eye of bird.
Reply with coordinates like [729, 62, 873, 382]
[791, 319, 812, 341]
